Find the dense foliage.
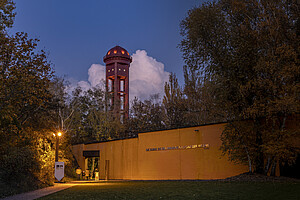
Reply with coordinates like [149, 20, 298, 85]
[0, 5, 54, 192]
[0, 0, 75, 193]
[67, 85, 125, 144]
[179, 0, 299, 175]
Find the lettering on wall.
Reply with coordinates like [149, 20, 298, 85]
[146, 144, 209, 152]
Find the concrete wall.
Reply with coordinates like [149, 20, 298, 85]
[72, 123, 248, 180]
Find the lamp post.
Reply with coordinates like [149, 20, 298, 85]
[54, 132, 64, 182]
[53, 132, 62, 162]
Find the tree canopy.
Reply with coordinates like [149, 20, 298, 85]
[180, 0, 299, 175]
[0, 0, 64, 191]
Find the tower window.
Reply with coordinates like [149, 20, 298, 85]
[119, 68, 121, 71]
[108, 70, 110, 72]
[120, 114, 124, 124]
[110, 98, 113, 110]
[121, 50, 125, 54]
[108, 79, 113, 92]
[108, 51, 111, 55]
[120, 96, 124, 110]
[120, 80, 124, 92]
[114, 50, 117, 54]
[127, 52, 129, 55]
[112, 69, 114, 71]
[123, 69, 126, 72]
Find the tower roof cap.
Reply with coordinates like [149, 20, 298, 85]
[103, 45, 131, 62]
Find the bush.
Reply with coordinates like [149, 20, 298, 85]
[0, 146, 40, 186]
[0, 138, 55, 189]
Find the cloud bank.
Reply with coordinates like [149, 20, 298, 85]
[129, 50, 170, 101]
[71, 50, 170, 102]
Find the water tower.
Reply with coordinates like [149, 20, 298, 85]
[103, 46, 132, 121]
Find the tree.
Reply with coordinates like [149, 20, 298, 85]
[0, 0, 57, 189]
[220, 120, 257, 173]
[49, 77, 74, 133]
[66, 85, 125, 144]
[180, 0, 299, 175]
[183, 66, 226, 125]
[127, 95, 165, 134]
[0, 0, 15, 32]
[163, 73, 187, 129]
[48, 77, 79, 178]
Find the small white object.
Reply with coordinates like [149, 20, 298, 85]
[55, 162, 64, 181]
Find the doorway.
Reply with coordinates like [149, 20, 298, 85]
[83, 150, 100, 179]
[85, 157, 99, 179]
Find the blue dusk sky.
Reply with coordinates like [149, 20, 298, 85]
[10, 0, 207, 100]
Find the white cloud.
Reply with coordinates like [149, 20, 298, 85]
[69, 50, 170, 102]
[77, 80, 92, 92]
[129, 50, 170, 101]
[88, 64, 105, 88]
[68, 64, 106, 93]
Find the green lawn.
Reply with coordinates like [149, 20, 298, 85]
[39, 181, 300, 200]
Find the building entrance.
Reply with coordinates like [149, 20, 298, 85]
[83, 150, 100, 179]
[85, 157, 99, 179]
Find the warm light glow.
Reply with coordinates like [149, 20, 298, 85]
[121, 50, 125, 54]
[127, 52, 129, 55]
[53, 133, 56, 137]
[58, 132, 62, 137]
[108, 51, 111, 55]
[114, 50, 117, 54]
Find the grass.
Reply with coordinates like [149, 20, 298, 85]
[39, 180, 300, 200]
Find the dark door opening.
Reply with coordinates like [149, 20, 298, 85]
[83, 150, 100, 179]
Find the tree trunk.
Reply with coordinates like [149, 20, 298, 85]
[264, 156, 272, 175]
[270, 159, 277, 176]
[243, 142, 252, 173]
[246, 149, 253, 173]
[255, 119, 264, 174]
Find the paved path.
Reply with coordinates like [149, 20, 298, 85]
[1, 183, 75, 200]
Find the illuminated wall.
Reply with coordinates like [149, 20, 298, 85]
[72, 123, 248, 180]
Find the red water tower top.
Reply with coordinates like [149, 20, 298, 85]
[103, 46, 132, 63]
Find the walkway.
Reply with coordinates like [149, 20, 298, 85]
[1, 182, 76, 200]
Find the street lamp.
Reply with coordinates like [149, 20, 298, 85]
[54, 132, 62, 162]
[53, 131, 65, 182]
